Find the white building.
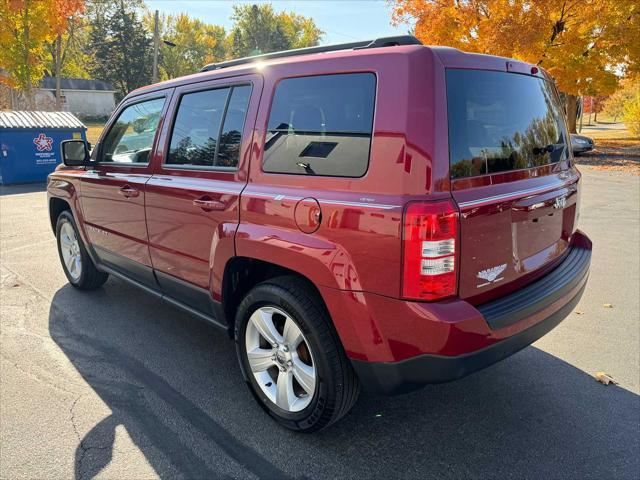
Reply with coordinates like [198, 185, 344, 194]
[35, 78, 116, 118]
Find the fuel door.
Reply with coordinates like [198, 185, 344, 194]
[294, 197, 322, 233]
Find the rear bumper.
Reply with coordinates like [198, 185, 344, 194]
[352, 279, 587, 394]
[338, 231, 592, 395]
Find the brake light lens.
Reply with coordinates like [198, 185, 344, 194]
[402, 200, 459, 301]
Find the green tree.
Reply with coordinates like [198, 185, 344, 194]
[147, 12, 227, 79]
[45, 18, 91, 80]
[86, 0, 152, 98]
[278, 11, 324, 50]
[228, 3, 323, 58]
[45, 15, 91, 109]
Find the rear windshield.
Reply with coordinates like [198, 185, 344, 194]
[446, 69, 568, 179]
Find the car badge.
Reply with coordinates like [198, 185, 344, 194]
[553, 196, 567, 210]
[477, 263, 507, 288]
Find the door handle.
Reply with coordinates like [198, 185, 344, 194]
[118, 185, 140, 198]
[193, 197, 225, 211]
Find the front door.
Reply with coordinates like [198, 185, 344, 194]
[145, 76, 261, 315]
[81, 93, 170, 286]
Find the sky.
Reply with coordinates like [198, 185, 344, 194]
[145, 0, 411, 45]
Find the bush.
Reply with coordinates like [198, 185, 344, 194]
[78, 114, 110, 124]
[623, 91, 640, 137]
[602, 80, 638, 122]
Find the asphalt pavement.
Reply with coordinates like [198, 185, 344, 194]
[1, 166, 638, 479]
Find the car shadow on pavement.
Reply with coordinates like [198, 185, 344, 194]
[49, 281, 640, 480]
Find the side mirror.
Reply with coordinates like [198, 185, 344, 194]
[61, 139, 90, 166]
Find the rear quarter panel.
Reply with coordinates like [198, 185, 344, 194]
[237, 47, 445, 297]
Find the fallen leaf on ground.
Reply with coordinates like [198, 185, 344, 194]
[575, 310, 584, 315]
[603, 303, 614, 308]
[595, 372, 618, 385]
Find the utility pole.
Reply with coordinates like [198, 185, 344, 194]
[152, 10, 159, 83]
[55, 33, 62, 110]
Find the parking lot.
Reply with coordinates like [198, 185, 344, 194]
[1, 166, 638, 479]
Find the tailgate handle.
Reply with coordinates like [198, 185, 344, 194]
[512, 192, 568, 212]
[512, 200, 549, 212]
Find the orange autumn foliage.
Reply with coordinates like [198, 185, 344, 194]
[0, 0, 85, 95]
[391, 0, 639, 97]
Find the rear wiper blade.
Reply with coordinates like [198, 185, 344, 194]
[296, 162, 316, 175]
[532, 143, 561, 155]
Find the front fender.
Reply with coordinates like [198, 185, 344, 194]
[47, 173, 83, 233]
[47, 171, 99, 267]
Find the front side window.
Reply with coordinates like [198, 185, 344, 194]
[101, 97, 165, 164]
[167, 85, 251, 169]
[447, 69, 569, 179]
[263, 73, 376, 177]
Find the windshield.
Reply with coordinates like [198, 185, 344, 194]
[446, 69, 569, 179]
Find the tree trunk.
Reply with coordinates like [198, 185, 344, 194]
[594, 111, 598, 123]
[565, 94, 578, 133]
[55, 33, 62, 110]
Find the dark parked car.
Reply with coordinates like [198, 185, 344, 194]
[571, 134, 595, 155]
[48, 36, 592, 432]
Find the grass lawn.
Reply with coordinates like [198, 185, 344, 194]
[574, 122, 639, 175]
[85, 123, 105, 145]
[579, 122, 639, 147]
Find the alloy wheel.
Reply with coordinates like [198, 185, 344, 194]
[59, 220, 82, 281]
[245, 306, 316, 412]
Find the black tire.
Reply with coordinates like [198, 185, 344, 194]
[55, 210, 108, 290]
[235, 276, 360, 432]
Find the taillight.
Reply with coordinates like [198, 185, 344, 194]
[402, 200, 459, 301]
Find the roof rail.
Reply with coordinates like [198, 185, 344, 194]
[201, 35, 423, 72]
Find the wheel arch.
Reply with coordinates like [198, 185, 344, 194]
[49, 197, 71, 233]
[221, 257, 332, 337]
[48, 184, 100, 269]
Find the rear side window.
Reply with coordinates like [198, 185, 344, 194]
[217, 85, 252, 167]
[447, 70, 568, 179]
[167, 85, 251, 169]
[263, 73, 376, 177]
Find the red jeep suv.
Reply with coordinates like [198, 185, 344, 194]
[49, 36, 592, 432]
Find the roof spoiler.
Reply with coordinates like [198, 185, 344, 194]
[201, 35, 423, 72]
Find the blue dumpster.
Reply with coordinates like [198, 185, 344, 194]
[0, 111, 87, 184]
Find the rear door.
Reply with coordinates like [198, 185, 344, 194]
[80, 92, 169, 286]
[144, 75, 261, 314]
[446, 69, 580, 304]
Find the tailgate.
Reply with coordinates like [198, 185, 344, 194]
[445, 68, 578, 303]
[453, 176, 580, 303]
